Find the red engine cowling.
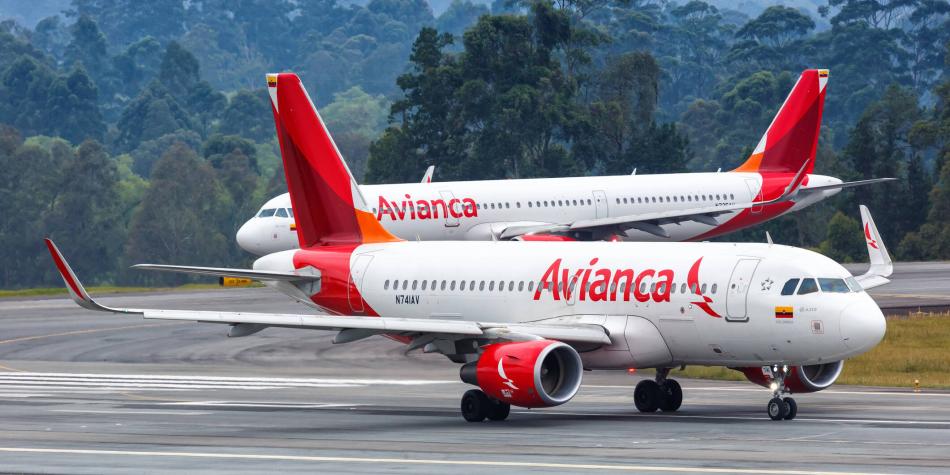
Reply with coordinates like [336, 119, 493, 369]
[514, 234, 577, 242]
[460, 340, 584, 408]
[738, 361, 844, 393]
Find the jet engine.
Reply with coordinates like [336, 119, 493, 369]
[738, 361, 844, 393]
[459, 340, 583, 408]
[514, 234, 577, 242]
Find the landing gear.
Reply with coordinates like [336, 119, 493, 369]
[461, 389, 510, 422]
[635, 368, 682, 413]
[765, 365, 797, 421]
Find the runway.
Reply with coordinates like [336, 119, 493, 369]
[1, 283, 949, 473]
[845, 261, 950, 312]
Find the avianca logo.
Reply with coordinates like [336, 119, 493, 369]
[532, 257, 721, 317]
[532, 258, 675, 303]
[497, 357, 518, 398]
[688, 257, 720, 318]
[376, 195, 478, 221]
[864, 223, 878, 249]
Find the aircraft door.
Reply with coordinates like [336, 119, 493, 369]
[348, 254, 374, 313]
[745, 179, 763, 214]
[726, 258, 759, 322]
[593, 190, 608, 218]
[439, 190, 460, 227]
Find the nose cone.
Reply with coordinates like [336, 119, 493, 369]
[236, 220, 261, 255]
[839, 297, 886, 354]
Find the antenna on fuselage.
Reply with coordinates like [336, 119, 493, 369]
[766, 231, 774, 246]
[717, 167, 722, 173]
[631, 168, 637, 175]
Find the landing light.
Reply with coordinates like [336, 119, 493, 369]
[769, 382, 778, 391]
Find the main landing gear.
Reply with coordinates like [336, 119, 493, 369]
[461, 389, 510, 422]
[766, 365, 797, 421]
[634, 367, 682, 413]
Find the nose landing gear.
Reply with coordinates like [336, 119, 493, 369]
[766, 365, 797, 421]
[634, 368, 682, 413]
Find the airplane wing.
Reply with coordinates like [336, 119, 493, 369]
[499, 170, 895, 240]
[45, 239, 611, 346]
[421, 165, 435, 183]
[855, 205, 892, 290]
[131, 264, 320, 282]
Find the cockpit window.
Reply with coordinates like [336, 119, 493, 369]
[818, 278, 850, 293]
[797, 278, 818, 295]
[276, 208, 288, 218]
[258, 208, 276, 217]
[780, 278, 799, 296]
[287, 208, 294, 218]
[845, 276, 862, 292]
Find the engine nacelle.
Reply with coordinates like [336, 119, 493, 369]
[460, 340, 583, 408]
[738, 361, 844, 393]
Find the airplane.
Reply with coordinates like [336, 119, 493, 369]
[47, 72, 891, 422]
[235, 68, 894, 256]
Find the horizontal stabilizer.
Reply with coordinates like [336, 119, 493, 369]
[132, 264, 320, 282]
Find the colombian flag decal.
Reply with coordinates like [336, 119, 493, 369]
[818, 70, 828, 78]
[775, 306, 794, 319]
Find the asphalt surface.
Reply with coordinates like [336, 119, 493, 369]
[844, 261, 950, 312]
[0, 268, 948, 474]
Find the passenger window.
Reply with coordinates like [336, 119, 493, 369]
[818, 278, 850, 293]
[469, 281, 475, 291]
[797, 278, 818, 295]
[680, 283, 687, 294]
[499, 281, 505, 292]
[527, 202, 532, 207]
[518, 281, 524, 291]
[711, 283, 717, 294]
[450, 281, 456, 291]
[587, 199, 592, 205]
[781, 279, 799, 295]
[479, 281, 485, 291]
[459, 280, 465, 291]
[421, 280, 427, 291]
[573, 200, 578, 205]
[440, 281, 446, 291]
[701, 284, 706, 293]
[528, 281, 534, 292]
[402, 280, 409, 290]
[640, 282, 647, 294]
[384, 280, 389, 290]
[411, 280, 418, 290]
[516, 202, 521, 208]
[259, 208, 276, 217]
[508, 282, 514, 291]
[489, 281, 495, 291]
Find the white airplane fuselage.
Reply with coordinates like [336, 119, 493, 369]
[255, 239, 884, 370]
[238, 172, 843, 255]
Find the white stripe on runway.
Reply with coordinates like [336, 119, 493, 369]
[0, 447, 900, 475]
[0, 372, 452, 386]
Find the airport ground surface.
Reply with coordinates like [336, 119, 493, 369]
[1, 262, 949, 474]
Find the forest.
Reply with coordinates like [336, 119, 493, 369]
[0, 0, 948, 288]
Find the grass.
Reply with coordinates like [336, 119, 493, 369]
[0, 283, 259, 298]
[652, 311, 950, 389]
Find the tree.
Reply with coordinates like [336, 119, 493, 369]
[115, 82, 194, 151]
[218, 89, 272, 143]
[64, 15, 108, 74]
[736, 6, 815, 49]
[817, 211, 864, 262]
[44, 140, 123, 283]
[46, 65, 106, 143]
[123, 142, 230, 285]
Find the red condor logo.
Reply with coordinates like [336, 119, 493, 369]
[532, 257, 721, 318]
[376, 195, 478, 221]
[864, 222, 878, 249]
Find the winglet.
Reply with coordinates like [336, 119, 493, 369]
[860, 205, 892, 278]
[44, 239, 139, 314]
[421, 165, 435, 183]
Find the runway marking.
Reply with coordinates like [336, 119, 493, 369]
[584, 385, 950, 397]
[0, 323, 178, 346]
[514, 410, 950, 426]
[50, 409, 211, 416]
[0, 447, 903, 474]
[0, 372, 451, 386]
[0, 363, 23, 372]
[162, 401, 360, 409]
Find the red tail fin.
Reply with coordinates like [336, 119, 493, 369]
[734, 69, 827, 175]
[267, 73, 399, 248]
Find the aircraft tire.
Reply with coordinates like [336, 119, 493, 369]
[767, 397, 788, 421]
[461, 389, 488, 422]
[658, 379, 683, 412]
[634, 380, 661, 412]
[783, 397, 798, 420]
[486, 398, 511, 421]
